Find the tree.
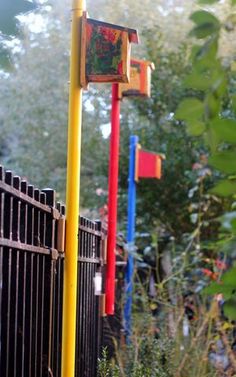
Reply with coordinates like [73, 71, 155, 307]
[175, 0, 236, 319]
[88, 0, 196, 53]
[2, 0, 235, 216]
[0, 0, 37, 36]
[0, 0, 196, 210]
[0, 0, 109, 207]
[115, 32, 201, 240]
[0, 0, 38, 70]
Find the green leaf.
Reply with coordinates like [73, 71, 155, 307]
[224, 297, 236, 320]
[191, 37, 218, 67]
[232, 0, 236, 5]
[205, 127, 220, 152]
[186, 121, 206, 136]
[231, 95, 236, 113]
[205, 94, 221, 119]
[175, 98, 204, 121]
[210, 119, 236, 144]
[210, 179, 236, 197]
[211, 71, 228, 97]
[184, 62, 226, 98]
[191, 11, 220, 27]
[228, 218, 236, 234]
[190, 11, 220, 39]
[184, 71, 213, 90]
[204, 282, 233, 298]
[209, 151, 236, 174]
[222, 266, 236, 285]
[189, 24, 219, 39]
[203, 266, 236, 298]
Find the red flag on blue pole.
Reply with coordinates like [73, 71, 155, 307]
[135, 147, 163, 181]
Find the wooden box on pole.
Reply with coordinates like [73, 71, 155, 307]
[118, 59, 155, 98]
[81, 12, 138, 88]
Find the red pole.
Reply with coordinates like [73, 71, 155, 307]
[105, 83, 120, 315]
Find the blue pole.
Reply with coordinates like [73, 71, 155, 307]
[124, 135, 138, 342]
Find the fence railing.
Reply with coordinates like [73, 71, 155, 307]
[0, 166, 105, 377]
[75, 218, 103, 377]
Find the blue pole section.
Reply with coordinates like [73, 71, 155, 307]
[124, 135, 138, 342]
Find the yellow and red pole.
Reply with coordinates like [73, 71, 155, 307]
[61, 0, 85, 376]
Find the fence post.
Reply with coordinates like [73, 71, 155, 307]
[42, 188, 56, 376]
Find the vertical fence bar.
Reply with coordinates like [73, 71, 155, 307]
[20, 181, 28, 244]
[95, 220, 102, 371]
[34, 189, 40, 376]
[12, 176, 21, 242]
[4, 171, 13, 240]
[53, 203, 62, 377]
[5, 171, 13, 377]
[86, 220, 90, 374]
[28, 185, 35, 376]
[12, 176, 21, 377]
[88, 221, 92, 374]
[55, 204, 65, 377]
[39, 191, 46, 377]
[20, 180, 28, 377]
[43, 189, 56, 376]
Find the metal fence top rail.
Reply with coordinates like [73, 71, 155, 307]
[0, 167, 60, 219]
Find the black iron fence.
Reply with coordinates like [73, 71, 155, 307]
[0, 166, 105, 377]
[75, 218, 103, 377]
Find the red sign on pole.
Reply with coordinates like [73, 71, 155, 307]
[135, 147, 163, 181]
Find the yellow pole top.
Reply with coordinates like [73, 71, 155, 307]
[72, 0, 85, 10]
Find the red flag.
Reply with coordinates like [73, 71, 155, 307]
[136, 148, 162, 181]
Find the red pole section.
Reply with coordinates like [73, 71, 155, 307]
[105, 83, 120, 315]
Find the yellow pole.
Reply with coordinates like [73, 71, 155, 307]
[62, 0, 85, 376]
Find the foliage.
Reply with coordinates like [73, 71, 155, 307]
[1, 0, 236, 374]
[0, 0, 204, 221]
[88, 0, 196, 52]
[0, 0, 38, 70]
[117, 31, 207, 240]
[121, 338, 174, 377]
[0, 0, 37, 36]
[98, 348, 120, 377]
[101, 269, 230, 377]
[175, 0, 236, 320]
[0, 1, 109, 206]
[1, 0, 236, 216]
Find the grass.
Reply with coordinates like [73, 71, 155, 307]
[98, 268, 236, 377]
